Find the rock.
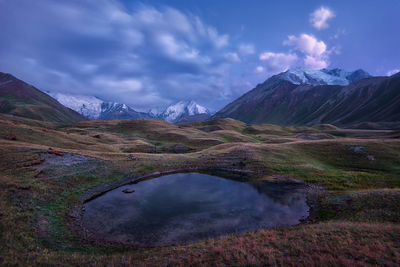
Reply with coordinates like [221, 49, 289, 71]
[67, 208, 81, 218]
[48, 147, 64, 156]
[5, 133, 16, 140]
[129, 155, 138, 161]
[122, 188, 135, 194]
[53, 151, 64, 156]
[349, 146, 365, 154]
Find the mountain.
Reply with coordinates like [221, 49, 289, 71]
[99, 102, 153, 120]
[278, 67, 371, 86]
[0, 72, 83, 123]
[214, 68, 400, 128]
[159, 100, 211, 123]
[48, 93, 103, 119]
[50, 92, 153, 120]
[49, 94, 211, 123]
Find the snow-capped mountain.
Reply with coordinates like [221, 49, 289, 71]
[49, 92, 103, 119]
[279, 68, 371, 86]
[213, 67, 400, 127]
[159, 101, 211, 122]
[99, 102, 153, 120]
[50, 92, 153, 120]
[49, 93, 212, 123]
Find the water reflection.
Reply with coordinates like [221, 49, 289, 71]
[83, 172, 309, 246]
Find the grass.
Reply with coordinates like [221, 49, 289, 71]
[318, 189, 400, 222]
[0, 114, 400, 265]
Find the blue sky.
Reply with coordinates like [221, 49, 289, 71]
[0, 0, 399, 111]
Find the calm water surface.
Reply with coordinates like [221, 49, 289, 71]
[83, 172, 309, 246]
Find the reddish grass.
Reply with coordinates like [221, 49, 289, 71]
[19, 222, 399, 266]
[1, 116, 400, 266]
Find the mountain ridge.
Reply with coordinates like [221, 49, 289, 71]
[278, 67, 371, 86]
[50, 93, 211, 123]
[213, 68, 400, 128]
[0, 72, 83, 123]
[50, 92, 152, 120]
[158, 100, 211, 123]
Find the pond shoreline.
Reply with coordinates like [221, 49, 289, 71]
[80, 167, 256, 203]
[68, 167, 324, 248]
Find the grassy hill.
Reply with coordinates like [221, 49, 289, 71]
[0, 115, 399, 265]
[0, 72, 83, 123]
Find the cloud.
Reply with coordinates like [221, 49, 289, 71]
[0, 0, 238, 111]
[238, 44, 255, 55]
[93, 77, 143, 92]
[284, 34, 326, 57]
[255, 66, 264, 73]
[229, 79, 253, 97]
[387, 69, 400, 76]
[330, 28, 346, 40]
[250, 7, 339, 83]
[284, 34, 329, 69]
[310, 7, 335, 30]
[225, 52, 241, 62]
[259, 52, 298, 72]
[303, 55, 328, 69]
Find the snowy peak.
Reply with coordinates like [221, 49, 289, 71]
[50, 93, 211, 122]
[50, 92, 152, 120]
[280, 67, 371, 86]
[160, 101, 211, 122]
[49, 92, 103, 119]
[99, 102, 152, 120]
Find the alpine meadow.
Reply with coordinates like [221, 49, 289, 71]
[1, 1, 399, 266]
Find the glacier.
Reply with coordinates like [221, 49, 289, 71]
[280, 67, 371, 86]
[49, 92, 103, 119]
[49, 92, 211, 123]
[159, 101, 211, 122]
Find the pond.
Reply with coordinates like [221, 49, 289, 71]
[82, 172, 309, 246]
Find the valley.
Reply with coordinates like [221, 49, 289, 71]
[2, 1, 400, 265]
[1, 113, 399, 265]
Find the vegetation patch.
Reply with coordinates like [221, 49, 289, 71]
[0, 116, 399, 265]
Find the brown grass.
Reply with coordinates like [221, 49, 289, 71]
[0, 114, 400, 266]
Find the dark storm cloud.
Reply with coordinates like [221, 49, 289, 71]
[0, 0, 241, 110]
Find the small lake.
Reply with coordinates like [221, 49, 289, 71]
[82, 172, 309, 246]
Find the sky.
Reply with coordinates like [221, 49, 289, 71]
[0, 0, 399, 112]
